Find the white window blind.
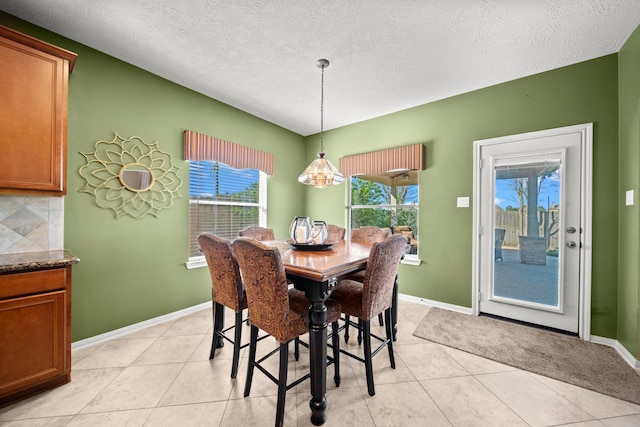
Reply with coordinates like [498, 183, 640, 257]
[188, 160, 266, 261]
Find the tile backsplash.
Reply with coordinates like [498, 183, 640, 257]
[0, 196, 64, 254]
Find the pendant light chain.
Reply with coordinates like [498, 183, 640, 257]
[296, 58, 344, 187]
[319, 61, 325, 153]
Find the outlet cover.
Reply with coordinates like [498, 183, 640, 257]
[457, 197, 470, 208]
[626, 190, 634, 206]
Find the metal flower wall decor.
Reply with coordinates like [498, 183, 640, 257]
[79, 132, 183, 218]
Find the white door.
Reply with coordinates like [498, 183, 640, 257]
[473, 124, 592, 335]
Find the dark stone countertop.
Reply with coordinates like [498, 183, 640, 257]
[0, 250, 80, 274]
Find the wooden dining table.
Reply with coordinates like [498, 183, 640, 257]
[262, 239, 371, 426]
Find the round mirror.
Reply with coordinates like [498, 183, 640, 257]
[119, 164, 154, 192]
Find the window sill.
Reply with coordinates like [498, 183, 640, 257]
[401, 256, 422, 266]
[186, 257, 207, 270]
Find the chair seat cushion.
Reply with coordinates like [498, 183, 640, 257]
[328, 279, 368, 320]
[279, 289, 342, 342]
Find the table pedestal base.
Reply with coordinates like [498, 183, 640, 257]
[290, 274, 336, 426]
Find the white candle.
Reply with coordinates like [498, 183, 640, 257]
[296, 227, 306, 243]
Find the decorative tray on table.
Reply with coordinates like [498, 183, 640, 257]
[285, 239, 338, 251]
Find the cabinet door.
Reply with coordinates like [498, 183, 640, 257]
[0, 31, 70, 195]
[0, 290, 68, 400]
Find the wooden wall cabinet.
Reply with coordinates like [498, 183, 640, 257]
[0, 25, 76, 196]
[0, 266, 73, 407]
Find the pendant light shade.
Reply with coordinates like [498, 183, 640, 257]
[298, 152, 345, 188]
[298, 59, 344, 188]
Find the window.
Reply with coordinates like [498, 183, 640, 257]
[348, 170, 419, 259]
[340, 144, 424, 261]
[187, 160, 266, 267]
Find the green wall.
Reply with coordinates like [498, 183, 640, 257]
[306, 54, 621, 339]
[618, 25, 640, 357]
[0, 13, 308, 341]
[2, 12, 635, 355]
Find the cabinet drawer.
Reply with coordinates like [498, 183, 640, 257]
[0, 269, 68, 300]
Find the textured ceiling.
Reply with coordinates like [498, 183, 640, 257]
[3, 1, 640, 136]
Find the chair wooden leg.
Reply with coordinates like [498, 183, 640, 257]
[244, 325, 259, 397]
[357, 318, 363, 345]
[362, 320, 375, 396]
[344, 314, 351, 343]
[392, 274, 399, 341]
[384, 308, 396, 369]
[294, 337, 300, 361]
[276, 342, 289, 427]
[378, 312, 384, 326]
[331, 321, 340, 387]
[231, 311, 243, 378]
[210, 302, 225, 359]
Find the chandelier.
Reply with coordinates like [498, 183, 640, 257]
[297, 59, 344, 188]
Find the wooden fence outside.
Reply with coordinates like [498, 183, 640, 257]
[495, 208, 559, 250]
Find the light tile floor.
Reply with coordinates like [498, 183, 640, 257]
[2, 300, 640, 426]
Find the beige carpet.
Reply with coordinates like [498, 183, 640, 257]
[413, 307, 640, 405]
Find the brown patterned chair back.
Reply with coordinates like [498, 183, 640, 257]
[232, 237, 307, 343]
[350, 226, 391, 244]
[238, 226, 275, 241]
[327, 224, 346, 241]
[197, 233, 246, 312]
[359, 234, 407, 320]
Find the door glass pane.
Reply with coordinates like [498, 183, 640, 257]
[493, 161, 561, 308]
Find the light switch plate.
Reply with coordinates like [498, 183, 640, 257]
[626, 190, 634, 206]
[457, 197, 470, 208]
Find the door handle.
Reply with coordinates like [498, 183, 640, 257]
[566, 241, 577, 249]
[566, 227, 576, 234]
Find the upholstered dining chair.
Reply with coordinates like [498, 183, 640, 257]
[197, 233, 254, 378]
[350, 225, 391, 244]
[326, 224, 346, 241]
[232, 237, 342, 427]
[328, 234, 407, 396]
[342, 225, 393, 341]
[238, 225, 275, 241]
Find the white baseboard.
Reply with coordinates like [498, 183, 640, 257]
[590, 335, 640, 370]
[71, 301, 212, 350]
[398, 293, 473, 314]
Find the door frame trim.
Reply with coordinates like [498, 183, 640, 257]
[471, 123, 593, 340]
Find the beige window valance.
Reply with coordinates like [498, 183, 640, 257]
[184, 130, 274, 176]
[339, 143, 425, 177]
